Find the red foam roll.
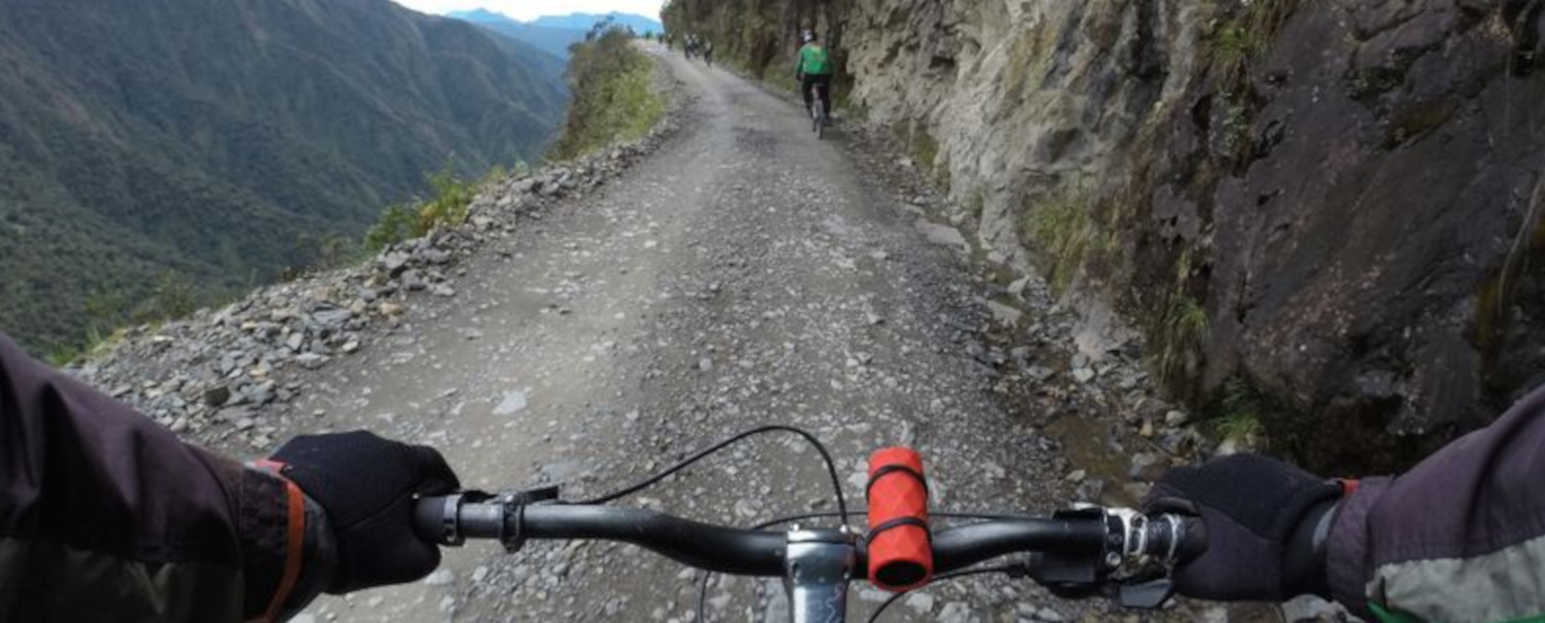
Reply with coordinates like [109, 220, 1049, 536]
[866, 446, 932, 591]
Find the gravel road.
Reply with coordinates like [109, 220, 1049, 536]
[281, 44, 1229, 623]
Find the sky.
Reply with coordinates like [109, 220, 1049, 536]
[393, 0, 665, 22]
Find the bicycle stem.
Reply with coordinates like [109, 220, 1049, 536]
[784, 529, 854, 623]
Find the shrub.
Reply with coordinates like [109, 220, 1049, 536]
[315, 233, 361, 269]
[1021, 183, 1103, 294]
[44, 325, 113, 367]
[364, 203, 418, 251]
[416, 166, 474, 234]
[1157, 294, 1209, 388]
[146, 270, 199, 320]
[362, 164, 476, 251]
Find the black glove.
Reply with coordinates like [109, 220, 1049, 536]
[1142, 454, 1342, 601]
[272, 431, 460, 593]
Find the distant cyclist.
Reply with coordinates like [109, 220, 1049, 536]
[795, 30, 833, 120]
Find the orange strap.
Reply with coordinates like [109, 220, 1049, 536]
[253, 459, 306, 623]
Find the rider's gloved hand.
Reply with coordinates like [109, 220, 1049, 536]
[1142, 454, 1344, 601]
[271, 431, 460, 593]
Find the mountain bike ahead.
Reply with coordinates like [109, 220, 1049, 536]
[809, 81, 828, 139]
[413, 426, 1204, 623]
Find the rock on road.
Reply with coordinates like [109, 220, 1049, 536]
[298, 44, 1166, 623]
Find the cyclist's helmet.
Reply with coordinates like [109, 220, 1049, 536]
[803, 30, 816, 43]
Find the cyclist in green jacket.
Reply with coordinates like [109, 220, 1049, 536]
[795, 30, 833, 119]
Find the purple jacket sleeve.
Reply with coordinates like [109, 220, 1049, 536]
[0, 332, 323, 621]
[1327, 384, 1545, 622]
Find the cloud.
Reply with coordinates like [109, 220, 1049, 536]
[393, 0, 664, 22]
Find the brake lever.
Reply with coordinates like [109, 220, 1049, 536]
[1116, 578, 1175, 609]
[1106, 530, 1182, 609]
[1033, 570, 1176, 608]
[1025, 507, 1186, 609]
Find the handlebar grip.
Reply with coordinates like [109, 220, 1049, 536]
[1138, 513, 1207, 564]
[415, 495, 456, 544]
[1173, 515, 1207, 563]
[866, 447, 932, 591]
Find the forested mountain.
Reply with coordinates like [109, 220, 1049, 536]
[448, 9, 587, 59]
[0, 0, 568, 355]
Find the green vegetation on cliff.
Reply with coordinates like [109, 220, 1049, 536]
[363, 166, 480, 253]
[0, 0, 568, 356]
[549, 30, 664, 160]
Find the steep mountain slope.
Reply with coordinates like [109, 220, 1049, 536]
[665, 0, 1545, 473]
[448, 8, 586, 58]
[0, 0, 568, 354]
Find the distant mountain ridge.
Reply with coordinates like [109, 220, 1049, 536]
[0, 0, 569, 354]
[448, 9, 662, 58]
[529, 11, 662, 34]
[447, 9, 588, 58]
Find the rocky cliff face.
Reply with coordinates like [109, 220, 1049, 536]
[666, 0, 1545, 472]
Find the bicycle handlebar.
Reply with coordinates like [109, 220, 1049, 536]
[519, 505, 788, 576]
[413, 495, 1203, 580]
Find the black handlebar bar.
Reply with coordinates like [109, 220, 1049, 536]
[524, 505, 789, 575]
[413, 496, 1202, 581]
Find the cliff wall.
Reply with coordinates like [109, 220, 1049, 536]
[664, 0, 1545, 472]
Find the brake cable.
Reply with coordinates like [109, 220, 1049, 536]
[568, 425, 850, 525]
[863, 564, 1028, 623]
[563, 428, 1064, 622]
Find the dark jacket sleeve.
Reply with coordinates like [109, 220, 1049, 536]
[0, 333, 327, 622]
[1327, 384, 1545, 623]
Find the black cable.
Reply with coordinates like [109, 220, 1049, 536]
[569, 425, 850, 525]
[864, 565, 1025, 623]
[531, 425, 1057, 622]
